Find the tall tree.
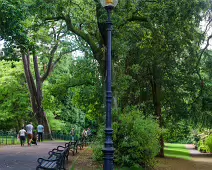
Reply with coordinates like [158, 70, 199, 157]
[0, 0, 78, 136]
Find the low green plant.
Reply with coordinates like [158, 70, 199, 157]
[92, 125, 104, 162]
[198, 140, 207, 153]
[205, 135, 212, 153]
[113, 110, 160, 168]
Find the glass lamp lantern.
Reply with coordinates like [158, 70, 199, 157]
[100, 0, 118, 7]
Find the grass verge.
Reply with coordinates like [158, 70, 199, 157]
[164, 143, 191, 160]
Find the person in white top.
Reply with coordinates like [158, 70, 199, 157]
[19, 127, 26, 146]
[82, 129, 88, 145]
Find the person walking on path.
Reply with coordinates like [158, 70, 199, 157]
[19, 127, 26, 146]
[87, 127, 92, 142]
[87, 128, 91, 136]
[82, 129, 88, 145]
[70, 128, 75, 141]
[37, 124, 44, 142]
[26, 122, 33, 146]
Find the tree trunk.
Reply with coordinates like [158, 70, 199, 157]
[151, 64, 164, 157]
[22, 53, 52, 139]
[36, 110, 52, 139]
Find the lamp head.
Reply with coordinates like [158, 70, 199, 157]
[100, 0, 118, 7]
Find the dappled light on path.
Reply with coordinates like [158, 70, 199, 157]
[156, 143, 212, 170]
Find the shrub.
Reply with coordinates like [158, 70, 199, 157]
[198, 140, 207, 153]
[113, 110, 160, 168]
[92, 109, 161, 169]
[163, 120, 192, 144]
[205, 135, 212, 153]
[92, 125, 104, 161]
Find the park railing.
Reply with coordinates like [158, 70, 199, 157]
[0, 132, 18, 145]
[0, 132, 93, 145]
[0, 132, 73, 145]
[44, 133, 72, 141]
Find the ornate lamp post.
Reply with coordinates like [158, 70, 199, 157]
[99, 0, 118, 170]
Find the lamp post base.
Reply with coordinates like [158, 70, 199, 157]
[102, 147, 115, 170]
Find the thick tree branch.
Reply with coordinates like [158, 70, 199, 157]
[64, 15, 101, 60]
[199, 34, 212, 60]
[45, 16, 65, 22]
[41, 43, 58, 82]
[53, 48, 79, 68]
[127, 15, 148, 22]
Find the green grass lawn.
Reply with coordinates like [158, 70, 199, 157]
[164, 143, 191, 160]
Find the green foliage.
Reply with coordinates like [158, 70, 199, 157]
[198, 140, 207, 153]
[192, 129, 212, 153]
[190, 129, 201, 147]
[92, 125, 104, 161]
[42, 56, 102, 134]
[205, 135, 212, 153]
[93, 109, 161, 168]
[45, 110, 66, 133]
[113, 110, 160, 168]
[164, 120, 192, 144]
[0, 60, 31, 131]
[92, 143, 104, 162]
[0, 0, 29, 47]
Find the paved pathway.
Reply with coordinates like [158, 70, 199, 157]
[186, 144, 212, 158]
[156, 144, 212, 170]
[0, 141, 67, 170]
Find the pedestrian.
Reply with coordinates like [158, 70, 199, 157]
[19, 127, 26, 146]
[87, 128, 91, 137]
[26, 122, 33, 146]
[87, 127, 92, 142]
[82, 129, 88, 143]
[70, 128, 75, 141]
[37, 124, 44, 142]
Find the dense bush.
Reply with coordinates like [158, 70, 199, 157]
[164, 120, 192, 144]
[193, 129, 212, 153]
[92, 125, 104, 161]
[205, 135, 212, 153]
[92, 109, 161, 169]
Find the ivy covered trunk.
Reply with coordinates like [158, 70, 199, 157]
[151, 64, 164, 157]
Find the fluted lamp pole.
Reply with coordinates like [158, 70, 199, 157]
[99, 0, 118, 170]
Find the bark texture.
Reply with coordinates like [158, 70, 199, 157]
[151, 64, 164, 157]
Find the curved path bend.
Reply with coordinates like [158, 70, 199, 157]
[0, 142, 67, 170]
[156, 144, 212, 170]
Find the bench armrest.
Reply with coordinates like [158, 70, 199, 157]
[57, 145, 66, 150]
[65, 142, 70, 147]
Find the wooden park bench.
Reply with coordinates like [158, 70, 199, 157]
[50, 143, 70, 161]
[36, 143, 70, 170]
[77, 138, 84, 150]
[69, 140, 78, 155]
